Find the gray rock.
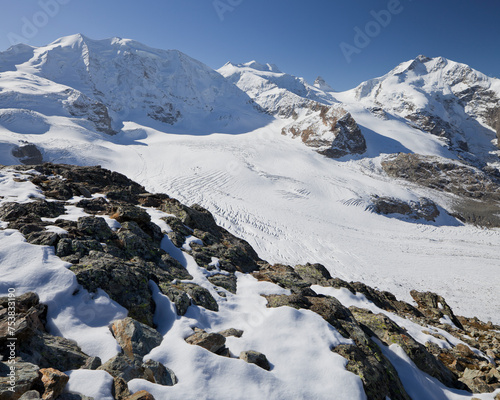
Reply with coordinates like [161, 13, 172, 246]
[77, 216, 114, 241]
[410, 290, 464, 330]
[110, 318, 163, 360]
[370, 196, 440, 221]
[160, 285, 191, 316]
[181, 283, 219, 312]
[0, 200, 65, 222]
[185, 329, 226, 354]
[19, 391, 41, 399]
[142, 359, 177, 386]
[239, 350, 271, 371]
[25, 231, 59, 246]
[0, 361, 42, 400]
[80, 356, 101, 370]
[116, 221, 163, 262]
[97, 354, 144, 382]
[12, 143, 43, 165]
[218, 328, 244, 338]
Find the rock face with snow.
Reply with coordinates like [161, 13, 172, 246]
[219, 61, 366, 158]
[281, 103, 366, 158]
[348, 55, 500, 162]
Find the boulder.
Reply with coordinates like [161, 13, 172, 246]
[180, 283, 219, 312]
[111, 318, 163, 360]
[0, 361, 42, 400]
[97, 354, 145, 382]
[185, 329, 226, 354]
[142, 359, 177, 386]
[39, 368, 68, 400]
[239, 351, 271, 371]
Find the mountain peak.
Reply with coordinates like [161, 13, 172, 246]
[314, 76, 334, 92]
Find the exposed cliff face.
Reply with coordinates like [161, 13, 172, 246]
[281, 103, 366, 158]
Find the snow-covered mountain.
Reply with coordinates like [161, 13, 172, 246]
[0, 34, 268, 135]
[1, 35, 500, 400]
[334, 55, 500, 165]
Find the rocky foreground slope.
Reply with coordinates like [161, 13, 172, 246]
[0, 163, 499, 399]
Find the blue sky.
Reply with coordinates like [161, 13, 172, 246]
[0, 0, 499, 90]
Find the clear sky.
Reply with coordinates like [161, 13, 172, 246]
[0, 0, 499, 91]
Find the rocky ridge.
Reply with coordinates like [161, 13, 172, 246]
[0, 163, 498, 399]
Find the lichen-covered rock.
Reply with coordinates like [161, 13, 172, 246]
[160, 200, 261, 273]
[253, 263, 309, 293]
[77, 216, 114, 241]
[39, 368, 69, 400]
[159, 284, 191, 316]
[116, 221, 163, 262]
[239, 351, 271, 371]
[350, 307, 462, 390]
[71, 253, 158, 326]
[0, 292, 89, 372]
[208, 274, 237, 294]
[294, 263, 332, 286]
[111, 318, 163, 360]
[0, 200, 65, 222]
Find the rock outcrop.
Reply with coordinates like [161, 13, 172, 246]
[282, 104, 367, 158]
[381, 153, 500, 227]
